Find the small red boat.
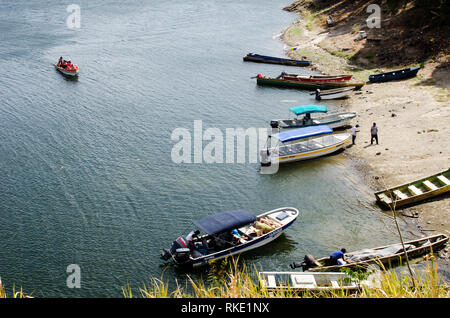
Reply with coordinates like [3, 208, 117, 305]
[279, 73, 352, 83]
[54, 63, 79, 77]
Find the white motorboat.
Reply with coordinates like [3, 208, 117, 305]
[260, 125, 351, 166]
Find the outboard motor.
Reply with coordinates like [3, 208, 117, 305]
[160, 236, 192, 263]
[315, 89, 321, 101]
[270, 120, 279, 129]
[289, 254, 319, 271]
[260, 149, 271, 167]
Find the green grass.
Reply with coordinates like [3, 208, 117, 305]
[0, 278, 32, 298]
[123, 256, 450, 298]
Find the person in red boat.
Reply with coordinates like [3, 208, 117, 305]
[62, 60, 68, 69]
[57, 56, 63, 67]
[67, 61, 73, 70]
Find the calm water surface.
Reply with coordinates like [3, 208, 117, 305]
[0, 0, 418, 297]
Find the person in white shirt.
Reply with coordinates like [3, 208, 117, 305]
[351, 124, 359, 145]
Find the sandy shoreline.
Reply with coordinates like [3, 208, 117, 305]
[280, 12, 450, 241]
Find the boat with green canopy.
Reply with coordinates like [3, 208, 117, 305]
[270, 105, 357, 130]
[260, 125, 351, 166]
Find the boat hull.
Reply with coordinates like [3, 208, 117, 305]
[374, 168, 450, 209]
[262, 133, 351, 165]
[257, 77, 364, 90]
[306, 234, 449, 272]
[54, 64, 79, 77]
[243, 54, 311, 66]
[273, 112, 357, 130]
[179, 207, 299, 268]
[259, 272, 361, 293]
[369, 66, 420, 83]
[315, 87, 355, 100]
[282, 75, 352, 82]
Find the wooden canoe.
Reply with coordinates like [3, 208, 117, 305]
[298, 234, 448, 272]
[256, 76, 365, 91]
[243, 53, 311, 67]
[281, 73, 352, 83]
[368, 66, 420, 83]
[375, 168, 450, 210]
[302, 234, 448, 272]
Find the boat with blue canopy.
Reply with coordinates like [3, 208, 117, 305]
[270, 105, 356, 130]
[160, 207, 299, 267]
[260, 125, 351, 166]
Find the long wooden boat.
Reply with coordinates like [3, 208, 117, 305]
[243, 53, 311, 67]
[314, 87, 355, 100]
[258, 271, 361, 293]
[369, 66, 420, 83]
[375, 169, 450, 210]
[160, 207, 299, 268]
[294, 234, 448, 272]
[270, 105, 356, 130]
[256, 75, 365, 91]
[54, 63, 79, 77]
[280, 73, 352, 83]
[260, 125, 351, 166]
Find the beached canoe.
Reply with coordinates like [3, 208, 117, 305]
[160, 207, 299, 268]
[258, 271, 361, 293]
[256, 75, 365, 90]
[314, 87, 356, 100]
[368, 66, 420, 83]
[293, 234, 448, 272]
[270, 105, 356, 130]
[280, 73, 352, 83]
[54, 63, 79, 77]
[243, 53, 311, 66]
[374, 169, 450, 210]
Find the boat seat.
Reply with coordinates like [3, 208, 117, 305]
[437, 175, 450, 186]
[293, 275, 316, 287]
[267, 275, 276, 288]
[393, 190, 408, 200]
[407, 185, 423, 196]
[423, 180, 438, 191]
[331, 281, 340, 288]
[378, 193, 392, 204]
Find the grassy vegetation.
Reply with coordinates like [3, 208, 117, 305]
[0, 278, 31, 298]
[123, 256, 449, 299]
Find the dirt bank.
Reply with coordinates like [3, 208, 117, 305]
[280, 1, 450, 241]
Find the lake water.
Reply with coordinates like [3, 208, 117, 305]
[0, 0, 418, 297]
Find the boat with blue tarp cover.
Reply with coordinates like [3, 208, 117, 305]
[160, 207, 299, 267]
[270, 105, 356, 130]
[243, 53, 311, 66]
[260, 125, 351, 166]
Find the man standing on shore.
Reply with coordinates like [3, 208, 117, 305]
[351, 124, 359, 145]
[371, 122, 378, 145]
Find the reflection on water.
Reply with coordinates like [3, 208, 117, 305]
[0, 0, 420, 297]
